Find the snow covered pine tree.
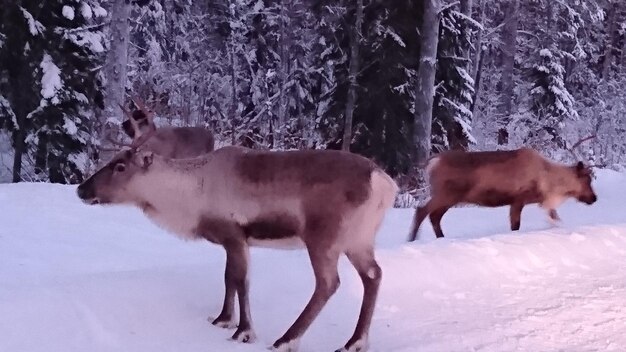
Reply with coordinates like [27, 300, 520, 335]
[0, 1, 107, 183]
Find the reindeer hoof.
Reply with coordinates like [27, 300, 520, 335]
[232, 327, 257, 343]
[210, 315, 237, 329]
[335, 337, 369, 352]
[545, 217, 561, 228]
[270, 338, 301, 352]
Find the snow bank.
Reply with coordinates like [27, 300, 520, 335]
[1, 169, 626, 351]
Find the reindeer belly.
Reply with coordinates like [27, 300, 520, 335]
[471, 189, 516, 207]
[468, 183, 543, 207]
[243, 212, 306, 249]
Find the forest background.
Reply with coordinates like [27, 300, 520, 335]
[1, 0, 625, 206]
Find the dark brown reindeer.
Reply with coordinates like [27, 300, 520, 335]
[106, 96, 215, 158]
[407, 137, 598, 241]
[76, 136, 398, 352]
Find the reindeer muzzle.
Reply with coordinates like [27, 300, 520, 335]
[76, 182, 99, 205]
[580, 194, 597, 205]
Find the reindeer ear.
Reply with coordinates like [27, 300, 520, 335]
[132, 109, 147, 122]
[121, 120, 135, 138]
[575, 161, 591, 177]
[138, 150, 154, 169]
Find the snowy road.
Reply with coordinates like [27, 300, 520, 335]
[1, 169, 626, 352]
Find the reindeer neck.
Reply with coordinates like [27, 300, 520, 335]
[545, 162, 578, 195]
[129, 164, 201, 209]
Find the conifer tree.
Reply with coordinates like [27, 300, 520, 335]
[0, 0, 106, 183]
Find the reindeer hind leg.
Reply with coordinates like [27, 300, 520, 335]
[336, 247, 381, 352]
[271, 246, 341, 351]
[509, 203, 524, 231]
[407, 199, 435, 241]
[429, 206, 451, 238]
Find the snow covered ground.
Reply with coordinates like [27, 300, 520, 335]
[2, 169, 626, 352]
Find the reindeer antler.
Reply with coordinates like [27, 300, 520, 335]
[105, 128, 155, 152]
[118, 103, 133, 120]
[130, 95, 154, 119]
[103, 95, 158, 154]
[129, 128, 156, 149]
[570, 135, 596, 151]
[567, 135, 596, 161]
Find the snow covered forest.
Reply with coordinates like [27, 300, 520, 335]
[4, 2, 626, 351]
[1, 0, 626, 194]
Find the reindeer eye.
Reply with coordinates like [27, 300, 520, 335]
[114, 163, 126, 173]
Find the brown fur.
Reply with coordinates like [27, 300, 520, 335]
[119, 101, 215, 159]
[138, 126, 215, 159]
[77, 146, 398, 351]
[242, 212, 301, 240]
[235, 149, 374, 205]
[408, 148, 597, 240]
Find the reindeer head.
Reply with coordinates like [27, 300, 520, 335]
[80, 102, 157, 206]
[120, 96, 156, 139]
[569, 161, 597, 205]
[105, 96, 157, 151]
[566, 135, 598, 205]
[77, 148, 155, 205]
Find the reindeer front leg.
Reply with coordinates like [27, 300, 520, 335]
[200, 218, 256, 342]
[540, 198, 563, 228]
[546, 208, 561, 228]
[210, 248, 238, 329]
[223, 240, 256, 343]
[548, 209, 561, 222]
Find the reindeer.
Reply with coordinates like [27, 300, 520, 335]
[106, 96, 215, 158]
[76, 139, 399, 352]
[407, 137, 598, 241]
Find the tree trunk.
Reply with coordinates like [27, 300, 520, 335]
[11, 125, 25, 182]
[4, 3, 29, 182]
[471, 49, 485, 115]
[229, 38, 237, 146]
[413, 0, 440, 167]
[47, 152, 65, 184]
[34, 132, 48, 178]
[603, 1, 618, 79]
[342, 0, 363, 152]
[621, 34, 626, 74]
[460, 0, 473, 64]
[102, 0, 131, 144]
[9, 56, 28, 183]
[619, 2, 626, 73]
[497, 0, 518, 145]
[470, 0, 485, 115]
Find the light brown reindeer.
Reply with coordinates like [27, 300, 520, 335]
[76, 138, 398, 352]
[407, 137, 598, 241]
[106, 96, 215, 158]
